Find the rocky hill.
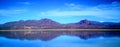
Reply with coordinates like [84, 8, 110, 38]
[0, 18, 120, 30]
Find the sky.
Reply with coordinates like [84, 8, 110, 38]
[0, 0, 120, 24]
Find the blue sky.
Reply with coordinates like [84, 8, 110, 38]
[0, 0, 120, 24]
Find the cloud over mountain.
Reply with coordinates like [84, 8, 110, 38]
[40, 1, 120, 19]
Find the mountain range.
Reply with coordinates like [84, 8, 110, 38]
[0, 18, 120, 30]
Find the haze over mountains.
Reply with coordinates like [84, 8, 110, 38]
[0, 18, 120, 30]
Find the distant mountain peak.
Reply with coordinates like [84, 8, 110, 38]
[39, 18, 55, 22]
[79, 19, 90, 25]
[40, 18, 52, 21]
[80, 19, 89, 22]
[38, 18, 59, 24]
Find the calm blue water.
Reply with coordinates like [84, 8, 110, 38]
[0, 35, 120, 47]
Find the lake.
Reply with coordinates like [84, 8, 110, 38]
[0, 30, 120, 47]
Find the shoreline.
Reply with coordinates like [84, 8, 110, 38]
[0, 29, 120, 31]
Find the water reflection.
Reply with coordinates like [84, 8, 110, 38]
[0, 31, 120, 47]
[0, 31, 120, 41]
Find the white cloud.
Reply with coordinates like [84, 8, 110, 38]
[64, 3, 88, 10]
[40, 10, 119, 19]
[97, 1, 120, 10]
[39, 1, 120, 19]
[0, 9, 27, 16]
[65, 3, 76, 7]
[19, 2, 31, 5]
